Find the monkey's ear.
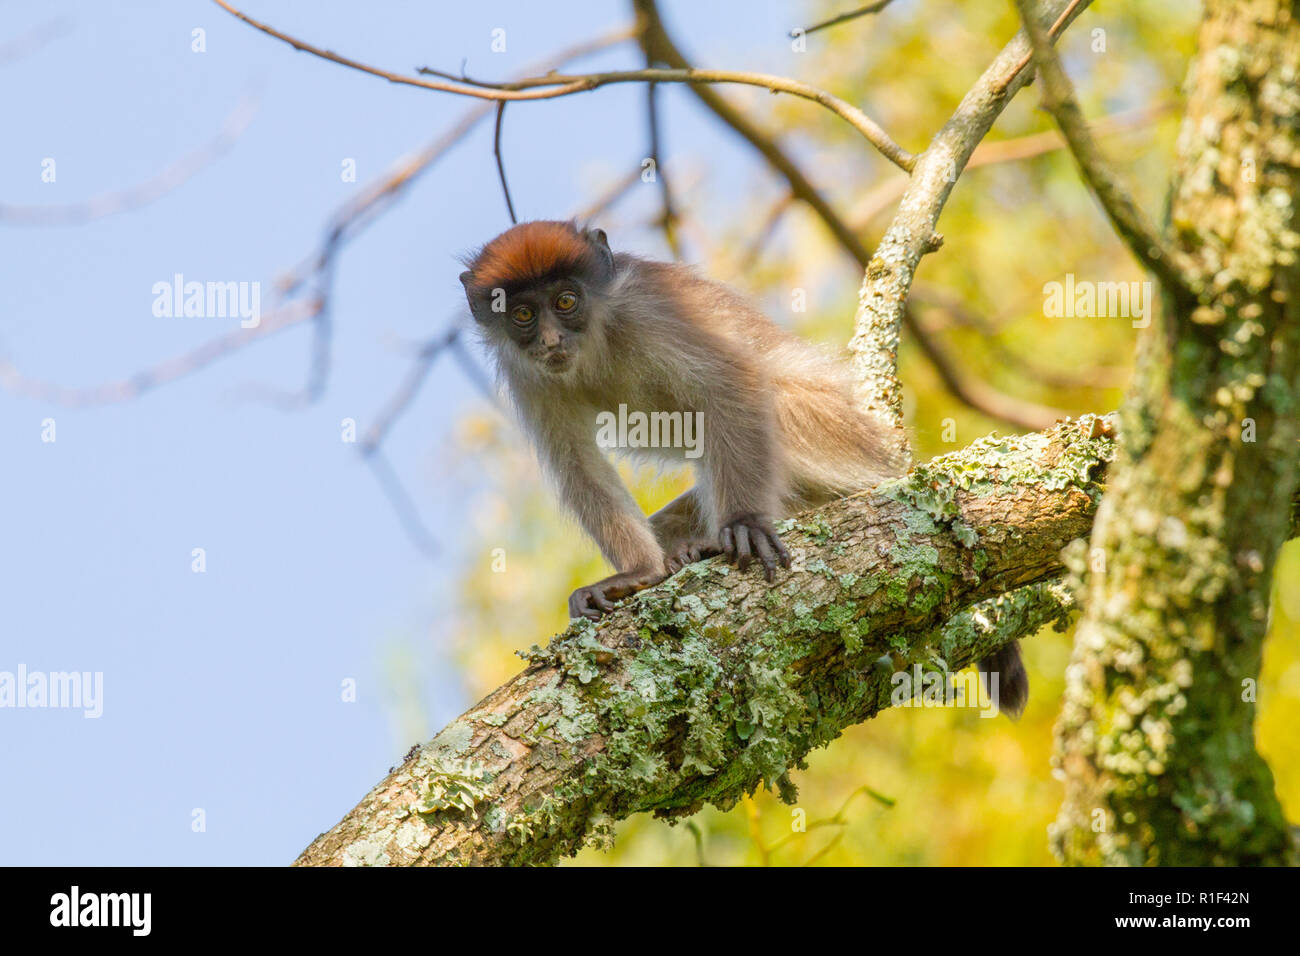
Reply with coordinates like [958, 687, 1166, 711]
[459, 270, 487, 322]
[583, 227, 614, 279]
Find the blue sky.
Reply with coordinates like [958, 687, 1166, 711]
[0, 1, 854, 864]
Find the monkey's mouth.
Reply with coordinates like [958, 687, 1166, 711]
[543, 352, 573, 371]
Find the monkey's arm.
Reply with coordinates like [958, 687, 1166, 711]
[698, 370, 791, 581]
[530, 412, 668, 620]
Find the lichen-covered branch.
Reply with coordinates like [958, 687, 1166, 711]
[845, 0, 1091, 420]
[294, 416, 1118, 866]
[1051, 0, 1300, 866]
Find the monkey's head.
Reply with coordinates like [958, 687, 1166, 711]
[459, 220, 615, 377]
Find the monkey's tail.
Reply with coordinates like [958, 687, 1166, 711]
[977, 642, 1029, 720]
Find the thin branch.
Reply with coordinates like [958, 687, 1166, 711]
[736, 192, 796, 273]
[848, 101, 1175, 229]
[493, 102, 518, 225]
[0, 17, 70, 67]
[790, 1, 897, 38]
[0, 94, 259, 225]
[994, 0, 1089, 95]
[365, 449, 441, 561]
[910, 284, 1130, 390]
[0, 298, 322, 405]
[1013, 0, 1198, 303]
[574, 167, 643, 221]
[906, 304, 1070, 430]
[361, 328, 459, 455]
[211, 0, 916, 172]
[645, 80, 682, 257]
[845, 0, 1093, 426]
[447, 335, 499, 402]
[636, 0, 1052, 436]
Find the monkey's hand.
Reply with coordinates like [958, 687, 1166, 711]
[719, 513, 791, 583]
[664, 538, 724, 575]
[568, 566, 667, 621]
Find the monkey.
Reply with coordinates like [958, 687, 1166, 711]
[459, 220, 1028, 718]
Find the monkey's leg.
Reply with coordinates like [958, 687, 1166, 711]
[650, 488, 723, 574]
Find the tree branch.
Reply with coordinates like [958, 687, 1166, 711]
[1013, 0, 1199, 304]
[845, 0, 1092, 423]
[295, 415, 1118, 866]
[211, 0, 915, 171]
[0, 94, 258, 226]
[634, 0, 1070, 439]
[791, 1, 897, 39]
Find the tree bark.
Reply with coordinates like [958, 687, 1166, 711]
[1051, 0, 1300, 865]
[295, 416, 1117, 865]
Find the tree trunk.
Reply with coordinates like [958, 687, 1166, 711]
[1052, 0, 1300, 866]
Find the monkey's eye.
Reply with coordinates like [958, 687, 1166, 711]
[554, 291, 578, 313]
[511, 305, 535, 325]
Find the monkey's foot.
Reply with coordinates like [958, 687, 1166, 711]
[664, 538, 723, 575]
[568, 566, 667, 621]
[719, 513, 791, 583]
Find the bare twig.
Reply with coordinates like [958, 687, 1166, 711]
[910, 284, 1130, 390]
[994, 0, 1089, 95]
[1013, 0, 1197, 302]
[846, 0, 1093, 426]
[736, 192, 796, 273]
[493, 102, 518, 225]
[646, 80, 683, 257]
[365, 449, 442, 560]
[0, 17, 70, 67]
[849, 101, 1175, 228]
[211, 0, 916, 172]
[0, 298, 322, 405]
[636, 0, 1053, 436]
[0, 95, 259, 225]
[790, 1, 897, 38]
[574, 168, 643, 221]
[361, 328, 459, 455]
[906, 303, 1069, 430]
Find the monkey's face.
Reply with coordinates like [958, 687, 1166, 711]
[473, 278, 593, 376]
[460, 221, 615, 377]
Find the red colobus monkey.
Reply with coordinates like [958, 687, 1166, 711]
[460, 221, 1026, 716]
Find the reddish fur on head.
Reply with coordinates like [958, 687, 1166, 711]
[461, 220, 603, 294]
